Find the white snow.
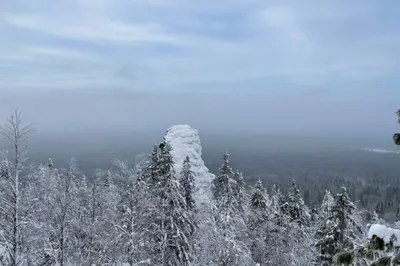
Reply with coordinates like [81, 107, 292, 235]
[164, 125, 214, 207]
[363, 148, 400, 154]
[368, 224, 400, 246]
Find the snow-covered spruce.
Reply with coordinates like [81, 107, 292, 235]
[334, 224, 400, 265]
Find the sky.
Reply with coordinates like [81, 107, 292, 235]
[0, 0, 400, 138]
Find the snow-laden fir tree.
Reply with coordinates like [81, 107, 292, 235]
[249, 180, 268, 214]
[319, 190, 335, 223]
[77, 168, 119, 265]
[211, 151, 254, 266]
[0, 110, 33, 266]
[335, 223, 400, 265]
[141, 141, 196, 266]
[161, 164, 195, 266]
[53, 158, 86, 266]
[270, 184, 284, 224]
[281, 180, 314, 266]
[247, 179, 270, 265]
[258, 183, 292, 266]
[284, 180, 311, 227]
[315, 187, 362, 266]
[232, 170, 246, 210]
[314, 189, 335, 265]
[180, 156, 195, 210]
[213, 150, 235, 207]
[112, 155, 150, 266]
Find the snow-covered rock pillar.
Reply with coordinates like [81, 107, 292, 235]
[164, 125, 214, 209]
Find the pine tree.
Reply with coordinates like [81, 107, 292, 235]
[77, 168, 119, 265]
[55, 158, 85, 266]
[281, 180, 313, 266]
[262, 184, 293, 265]
[211, 151, 254, 266]
[285, 180, 311, 227]
[180, 156, 195, 210]
[161, 168, 195, 266]
[248, 180, 269, 265]
[232, 170, 246, 209]
[250, 180, 268, 213]
[318, 190, 334, 223]
[212, 150, 235, 208]
[113, 156, 149, 266]
[335, 224, 400, 265]
[314, 190, 334, 265]
[315, 187, 362, 265]
[142, 141, 196, 266]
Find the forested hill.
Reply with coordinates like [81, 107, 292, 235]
[4, 128, 399, 220]
[1, 112, 400, 265]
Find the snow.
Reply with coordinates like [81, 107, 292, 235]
[368, 224, 400, 246]
[164, 125, 214, 207]
[363, 148, 400, 154]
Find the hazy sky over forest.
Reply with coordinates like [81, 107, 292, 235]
[1, 0, 399, 138]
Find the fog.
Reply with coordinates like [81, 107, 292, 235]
[0, 88, 398, 141]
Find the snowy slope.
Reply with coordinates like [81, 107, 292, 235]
[164, 125, 214, 207]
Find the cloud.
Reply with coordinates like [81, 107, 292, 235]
[0, 0, 400, 93]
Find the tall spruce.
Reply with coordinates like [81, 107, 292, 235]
[143, 141, 196, 266]
[285, 180, 311, 227]
[315, 187, 362, 265]
[113, 156, 150, 265]
[212, 150, 235, 208]
[248, 180, 269, 265]
[180, 156, 195, 210]
[211, 151, 254, 266]
[232, 170, 246, 209]
[318, 190, 334, 223]
[314, 189, 334, 265]
[282, 180, 313, 266]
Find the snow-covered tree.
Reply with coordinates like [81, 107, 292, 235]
[284, 180, 311, 227]
[112, 156, 150, 266]
[315, 187, 362, 265]
[211, 151, 254, 266]
[248, 180, 270, 265]
[280, 180, 313, 265]
[180, 156, 195, 210]
[138, 141, 197, 266]
[0, 110, 33, 266]
[53, 158, 85, 266]
[319, 190, 335, 223]
[335, 224, 400, 265]
[77, 168, 119, 265]
[213, 150, 235, 207]
[232, 170, 246, 210]
[393, 109, 400, 145]
[161, 166, 195, 265]
[22, 159, 57, 266]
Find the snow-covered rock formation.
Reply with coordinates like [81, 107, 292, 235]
[164, 125, 214, 207]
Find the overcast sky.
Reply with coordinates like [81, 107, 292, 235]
[0, 0, 399, 138]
